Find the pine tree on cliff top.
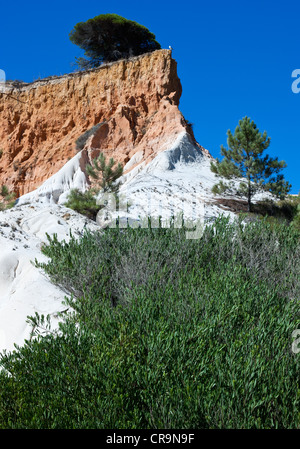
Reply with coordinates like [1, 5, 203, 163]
[69, 14, 161, 69]
[211, 116, 291, 212]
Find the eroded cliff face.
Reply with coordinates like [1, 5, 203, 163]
[0, 49, 209, 197]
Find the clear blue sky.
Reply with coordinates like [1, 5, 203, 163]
[1, 0, 299, 193]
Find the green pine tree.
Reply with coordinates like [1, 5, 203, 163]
[69, 14, 161, 68]
[86, 152, 123, 194]
[0, 184, 16, 211]
[211, 116, 291, 212]
[65, 153, 123, 220]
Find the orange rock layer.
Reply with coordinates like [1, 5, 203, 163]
[0, 49, 209, 196]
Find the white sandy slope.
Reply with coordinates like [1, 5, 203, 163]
[114, 132, 273, 225]
[119, 132, 228, 223]
[1, 130, 272, 353]
[18, 151, 90, 206]
[17, 131, 272, 222]
[0, 204, 99, 353]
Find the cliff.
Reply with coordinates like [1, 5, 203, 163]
[0, 49, 209, 197]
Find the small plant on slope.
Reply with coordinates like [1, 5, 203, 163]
[86, 152, 123, 194]
[65, 152, 123, 220]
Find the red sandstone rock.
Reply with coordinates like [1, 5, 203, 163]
[0, 50, 210, 197]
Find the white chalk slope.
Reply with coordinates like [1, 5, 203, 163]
[0, 204, 99, 353]
[0, 131, 271, 353]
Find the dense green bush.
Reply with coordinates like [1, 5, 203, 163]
[86, 152, 123, 194]
[64, 188, 100, 220]
[0, 184, 16, 211]
[75, 124, 102, 152]
[254, 194, 300, 224]
[211, 116, 291, 212]
[0, 217, 299, 428]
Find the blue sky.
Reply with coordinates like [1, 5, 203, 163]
[1, 0, 299, 193]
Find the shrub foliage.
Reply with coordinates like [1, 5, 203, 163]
[0, 217, 299, 428]
[75, 124, 103, 152]
[65, 152, 123, 220]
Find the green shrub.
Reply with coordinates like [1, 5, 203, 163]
[0, 217, 299, 429]
[1, 185, 9, 198]
[69, 14, 161, 69]
[211, 180, 229, 195]
[0, 185, 16, 211]
[64, 188, 100, 220]
[65, 152, 123, 220]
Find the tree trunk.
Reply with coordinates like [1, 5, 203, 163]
[247, 179, 252, 213]
[247, 195, 252, 212]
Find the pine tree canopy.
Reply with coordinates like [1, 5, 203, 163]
[69, 14, 161, 69]
[86, 152, 123, 194]
[211, 116, 291, 211]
